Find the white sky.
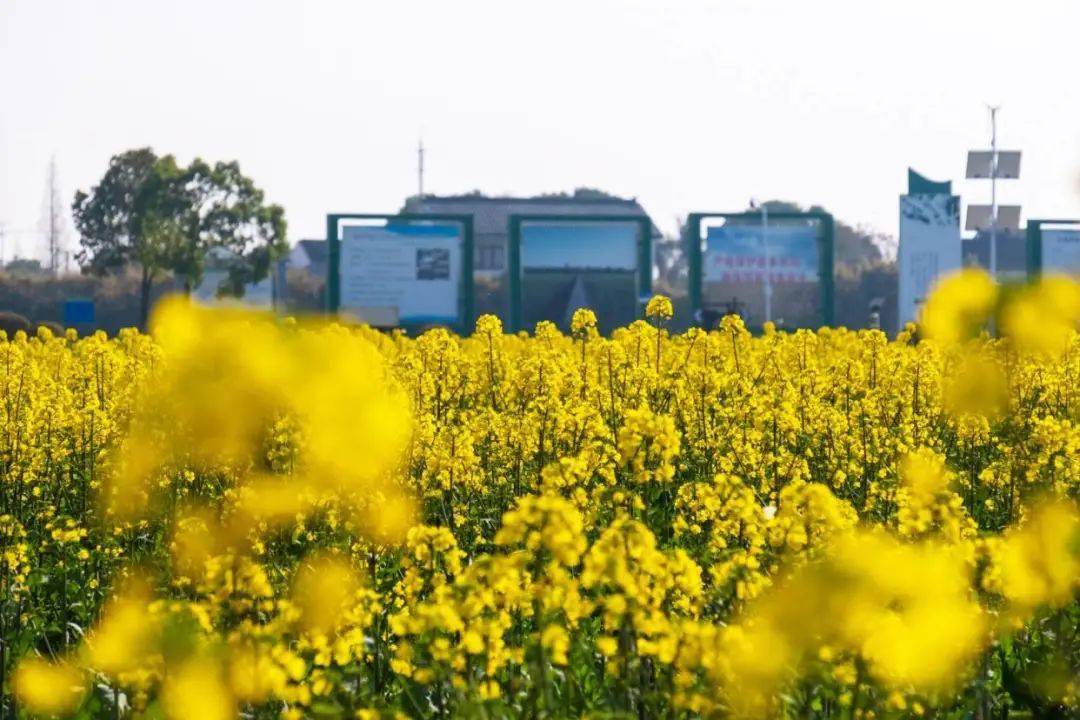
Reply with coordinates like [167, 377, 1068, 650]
[2, 0, 1079, 262]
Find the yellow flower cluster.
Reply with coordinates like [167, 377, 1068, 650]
[645, 293, 674, 321]
[3, 271, 1080, 719]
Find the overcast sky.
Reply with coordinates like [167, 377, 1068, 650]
[2, 0, 1079, 262]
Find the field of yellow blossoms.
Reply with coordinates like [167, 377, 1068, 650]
[1, 269, 1079, 719]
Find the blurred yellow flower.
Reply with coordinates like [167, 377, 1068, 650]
[919, 268, 998, 344]
[162, 656, 234, 720]
[106, 297, 413, 543]
[14, 657, 85, 717]
[292, 553, 363, 636]
[84, 577, 158, 677]
[989, 501, 1080, 612]
[1000, 274, 1080, 357]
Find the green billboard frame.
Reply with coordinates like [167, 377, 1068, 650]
[507, 214, 653, 333]
[1026, 218, 1080, 278]
[326, 213, 475, 333]
[686, 210, 835, 328]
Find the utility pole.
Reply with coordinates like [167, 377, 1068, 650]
[750, 198, 772, 324]
[762, 202, 771, 324]
[42, 156, 65, 274]
[988, 106, 999, 279]
[965, 108, 1020, 281]
[417, 139, 425, 198]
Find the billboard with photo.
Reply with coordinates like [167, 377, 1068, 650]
[898, 194, 961, 332]
[327, 214, 473, 330]
[690, 213, 832, 330]
[510, 217, 650, 333]
[340, 223, 461, 325]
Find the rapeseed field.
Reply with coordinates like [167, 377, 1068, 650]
[2, 270, 1079, 719]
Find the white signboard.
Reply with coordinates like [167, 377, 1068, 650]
[1042, 229, 1080, 276]
[898, 194, 961, 331]
[340, 224, 461, 325]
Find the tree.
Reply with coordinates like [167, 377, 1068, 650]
[73, 148, 175, 325]
[73, 149, 287, 325]
[537, 187, 629, 201]
[162, 158, 286, 297]
[803, 203, 888, 269]
[4, 258, 46, 277]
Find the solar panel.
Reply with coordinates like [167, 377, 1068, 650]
[965, 150, 1021, 179]
[965, 204, 1022, 231]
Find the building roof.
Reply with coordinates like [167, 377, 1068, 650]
[403, 193, 663, 239]
[907, 168, 953, 195]
[409, 192, 645, 206]
[296, 239, 328, 265]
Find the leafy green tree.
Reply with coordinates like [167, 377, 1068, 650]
[165, 159, 287, 297]
[72, 148, 181, 325]
[73, 149, 286, 325]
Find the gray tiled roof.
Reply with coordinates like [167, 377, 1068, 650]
[402, 194, 663, 239]
[298, 239, 328, 265]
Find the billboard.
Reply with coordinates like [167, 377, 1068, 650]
[898, 194, 961, 331]
[705, 225, 819, 283]
[339, 223, 463, 326]
[1041, 229, 1080, 275]
[697, 217, 829, 329]
[510, 217, 650, 333]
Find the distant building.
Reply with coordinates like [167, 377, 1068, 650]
[289, 239, 329, 281]
[962, 228, 1027, 281]
[192, 246, 277, 308]
[402, 192, 661, 275]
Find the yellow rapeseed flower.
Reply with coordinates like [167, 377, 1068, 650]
[645, 294, 674, 322]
